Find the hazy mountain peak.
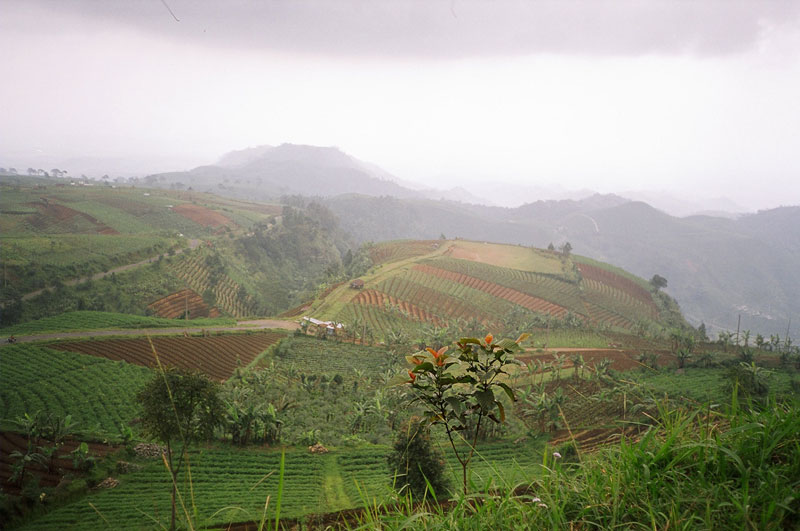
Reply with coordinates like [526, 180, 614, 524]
[217, 145, 275, 167]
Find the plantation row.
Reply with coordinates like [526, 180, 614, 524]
[334, 304, 420, 340]
[168, 252, 255, 317]
[146, 288, 221, 319]
[582, 277, 658, 320]
[368, 240, 442, 265]
[376, 273, 496, 323]
[0, 345, 152, 436]
[351, 289, 443, 325]
[576, 262, 655, 308]
[412, 264, 570, 317]
[378, 269, 505, 323]
[17, 449, 329, 530]
[270, 336, 396, 382]
[426, 257, 586, 310]
[82, 191, 213, 236]
[582, 302, 636, 330]
[50, 332, 286, 381]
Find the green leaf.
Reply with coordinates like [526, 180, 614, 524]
[497, 382, 516, 402]
[413, 362, 435, 372]
[495, 338, 519, 351]
[388, 372, 412, 386]
[445, 396, 464, 415]
[475, 389, 495, 411]
[460, 337, 481, 345]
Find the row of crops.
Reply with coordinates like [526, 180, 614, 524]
[424, 257, 586, 310]
[576, 262, 654, 306]
[17, 448, 328, 530]
[351, 289, 443, 325]
[412, 264, 569, 317]
[168, 251, 255, 318]
[582, 278, 658, 320]
[50, 332, 286, 381]
[377, 269, 502, 323]
[0, 345, 152, 436]
[327, 253, 661, 339]
[146, 288, 222, 319]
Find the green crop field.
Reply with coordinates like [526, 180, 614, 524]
[0, 345, 153, 438]
[0, 311, 235, 336]
[268, 335, 398, 381]
[15, 438, 549, 531]
[447, 240, 564, 275]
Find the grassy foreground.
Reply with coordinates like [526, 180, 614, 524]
[357, 398, 800, 530]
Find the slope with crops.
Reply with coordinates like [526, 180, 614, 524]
[307, 239, 676, 339]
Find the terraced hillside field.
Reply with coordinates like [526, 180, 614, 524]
[310, 240, 665, 339]
[147, 288, 222, 319]
[49, 331, 286, 380]
[168, 250, 256, 317]
[0, 181, 279, 298]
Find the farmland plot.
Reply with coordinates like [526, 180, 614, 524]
[50, 332, 286, 381]
[0, 345, 152, 437]
[17, 448, 328, 531]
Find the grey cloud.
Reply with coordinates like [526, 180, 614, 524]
[8, 0, 800, 58]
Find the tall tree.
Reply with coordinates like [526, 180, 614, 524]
[137, 369, 222, 531]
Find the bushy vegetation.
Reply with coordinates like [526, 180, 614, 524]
[361, 399, 800, 530]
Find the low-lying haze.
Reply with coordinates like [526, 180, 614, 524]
[2, 0, 800, 211]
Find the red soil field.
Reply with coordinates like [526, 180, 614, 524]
[50, 332, 286, 381]
[577, 263, 657, 311]
[172, 204, 234, 228]
[147, 289, 221, 319]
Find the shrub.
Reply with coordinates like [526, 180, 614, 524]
[387, 417, 450, 499]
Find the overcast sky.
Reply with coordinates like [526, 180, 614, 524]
[2, 0, 799, 210]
